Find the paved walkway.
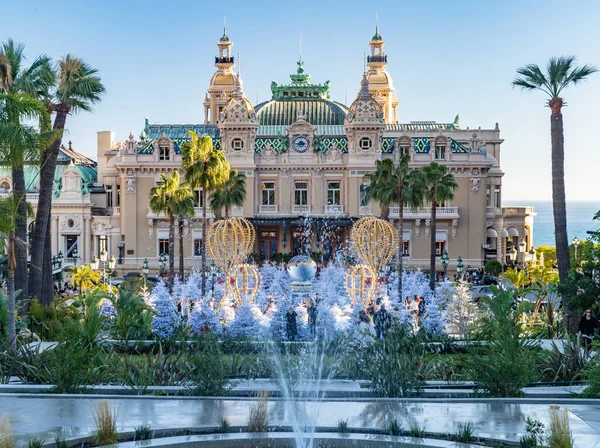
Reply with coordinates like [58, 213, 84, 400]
[2, 395, 600, 447]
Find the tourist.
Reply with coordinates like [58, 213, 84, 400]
[356, 309, 375, 340]
[286, 306, 298, 342]
[375, 292, 383, 305]
[308, 301, 317, 337]
[404, 296, 412, 309]
[409, 296, 420, 326]
[579, 309, 596, 351]
[417, 296, 426, 319]
[374, 304, 391, 339]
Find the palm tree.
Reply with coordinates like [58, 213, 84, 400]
[364, 155, 424, 293]
[0, 40, 55, 299]
[71, 264, 100, 293]
[181, 132, 230, 297]
[512, 56, 597, 332]
[28, 55, 105, 305]
[149, 171, 195, 291]
[420, 162, 458, 291]
[210, 168, 246, 218]
[173, 183, 195, 280]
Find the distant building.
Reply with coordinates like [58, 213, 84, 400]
[14, 29, 536, 275]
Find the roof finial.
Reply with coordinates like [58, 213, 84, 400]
[224, 15, 226, 36]
[376, 12, 378, 33]
[68, 140, 72, 150]
[363, 52, 367, 75]
[299, 32, 302, 63]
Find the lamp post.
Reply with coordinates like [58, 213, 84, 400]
[142, 258, 149, 284]
[509, 246, 517, 268]
[518, 239, 526, 268]
[482, 243, 490, 266]
[57, 251, 64, 285]
[117, 243, 125, 264]
[72, 245, 78, 267]
[572, 236, 580, 260]
[91, 249, 117, 286]
[457, 256, 464, 281]
[158, 253, 167, 277]
[441, 250, 449, 281]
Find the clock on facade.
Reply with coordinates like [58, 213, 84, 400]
[292, 135, 309, 153]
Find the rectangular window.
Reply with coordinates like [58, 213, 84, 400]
[399, 145, 410, 157]
[486, 186, 491, 207]
[116, 185, 121, 207]
[435, 145, 446, 160]
[194, 189, 204, 208]
[158, 238, 169, 255]
[159, 145, 170, 161]
[193, 238, 203, 256]
[262, 181, 276, 205]
[494, 187, 501, 208]
[435, 240, 446, 256]
[402, 240, 410, 257]
[294, 181, 308, 205]
[327, 181, 341, 205]
[106, 185, 113, 208]
[97, 235, 107, 257]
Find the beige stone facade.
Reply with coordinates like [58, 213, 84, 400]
[40, 29, 535, 277]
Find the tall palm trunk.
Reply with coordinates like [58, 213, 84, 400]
[178, 218, 185, 280]
[29, 106, 68, 302]
[429, 200, 437, 291]
[168, 212, 175, 292]
[224, 206, 229, 219]
[550, 98, 575, 332]
[201, 190, 207, 297]
[41, 227, 53, 305]
[7, 230, 16, 347]
[12, 165, 28, 302]
[397, 187, 404, 296]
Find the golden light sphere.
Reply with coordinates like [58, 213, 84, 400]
[350, 216, 397, 274]
[228, 263, 260, 306]
[344, 264, 377, 308]
[207, 217, 256, 275]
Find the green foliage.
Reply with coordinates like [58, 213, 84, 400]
[219, 418, 231, 434]
[454, 422, 476, 443]
[112, 289, 153, 340]
[337, 419, 349, 433]
[537, 335, 588, 382]
[484, 260, 503, 276]
[26, 438, 43, 448]
[409, 422, 426, 438]
[548, 406, 573, 448]
[134, 424, 153, 441]
[468, 288, 538, 397]
[362, 323, 425, 397]
[247, 391, 269, 432]
[387, 419, 402, 436]
[185, 332, 231, 396]
[53, 436, 69, 448]
[520, 417, 545, 448]
[210, 168, 246, 217]
[581, 349, 600, 398]
[535, 246, 557, 269]
[92, 400, 119, 446]
[78, 292, 106, 350]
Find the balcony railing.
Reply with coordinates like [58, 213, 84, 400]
[215, 56, 234, 64]
[502, 206, 534, 215]
[325, 204, 344, 215]
[389, 206, 459, 219]
[359, 205, 372, 216]
[486, 206, 500, 216]
[367, 55, 387, 63]
[0, 192, 39, 203]
[148, 207, 214, 219]
[258, 205, 278, 214]
[292, 205, 311, 214]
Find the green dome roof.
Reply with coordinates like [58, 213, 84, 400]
[255, 99, 348, 126]
[372, 26, 382, 41]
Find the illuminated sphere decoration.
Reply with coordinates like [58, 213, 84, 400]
[350, 216, 397, 274]
[228, 263, 260, 306]
[207, 217, 256, 275]
[344, 264, 377, 308]
[286, 255, 317, 283]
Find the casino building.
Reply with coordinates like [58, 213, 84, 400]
[14, 28, 535, 275]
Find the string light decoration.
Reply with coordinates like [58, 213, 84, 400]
[228, 263, 260, 306]
[350, 216, 397, 274]
[207, 217, 256, 274]
[344, 264, 377, 308]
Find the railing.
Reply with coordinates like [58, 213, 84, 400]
[292, 205, 311, 214]
[325, 205, 344, 214]
[389, 206, 459, 218]
[503, 206, 534, 215]
[258, 205, 278, 214]
[0, 192, 39, 202]
[486, 206, 500, 216]
[359, 205, 372, 216]
[367, 55, 387, 63]
[215, 56, 234, 64]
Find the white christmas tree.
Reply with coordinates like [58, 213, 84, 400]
[218, 294, 236, 328]
[150, 281, 181, 339]
[270, 294, 293, 340]
[188, 301, 222, 335]
[422, 293, 447, 336]
[315, 263, 348, 306]
[330, 304, 350, 332]
[269, 264, 291, 299]
[315, 302, 337, 340]
[445, 281, 479, 337]
[228, 304, 264, 338]
[294, 304, 309, 340]
[183, 272, 204, 303]
[256, 262, 279, 308]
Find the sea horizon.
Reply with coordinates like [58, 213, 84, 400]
[502, 200, 600, 248]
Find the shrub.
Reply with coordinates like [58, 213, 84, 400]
[112, 290, 153, 340]
[484, 260, 503, 276]
[54, 436, 69, 448]
[548, 406, 573, 448]
[409, 421, 426, 438]
[186, 332, 231, 396]
[538, 335, 588, 382]
[45, 341, 94, 393]
[134, 424, 153, 441]
[468, 288, 538, 397]
[520, 417, 545, 448]
[26, 439, 43, 448]
[454, 422, 476, 443]
[219, 418, 231, 434]
[92, 400, 119, 446]
[361, 323, 425, 397]
[337, 419, 349, 433]
[0, 414, 15, 448]
[387, 419, 402, 436]
[247, 391, 269, 432]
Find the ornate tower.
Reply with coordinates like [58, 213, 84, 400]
[204, 28, 239, 124]
[366, 28, 398, 124]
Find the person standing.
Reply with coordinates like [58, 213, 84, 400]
[374, 304, 390, 339]
[579, 309, 596, 351]
[307, 298, 317, 337]
[286, 306, 298, 342]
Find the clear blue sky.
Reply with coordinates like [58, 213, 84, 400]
[3, 0, 599, 201]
